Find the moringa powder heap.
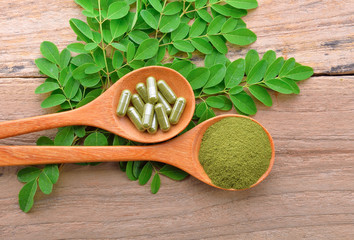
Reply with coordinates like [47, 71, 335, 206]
[199, 117, 272, 189]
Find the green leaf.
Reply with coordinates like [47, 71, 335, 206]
[140, 9, 158, 29]
[190, 38, 213, 54]
[84, 132, 108, 146]
[208, 15, 226, 35]
[41, 94, 66, 108]
[126, 161, 138, 181]
[126, 41, 136, 62]
[195, 0, 208, 8]
[229, 85, 243, 95]
[224, 58, 245, 88]
[67, 43, 89, 53]
[173, 40, 195, 52]
[18, 180, 37, 212]
[84, 42, 98, 51]
[196, 102, 208, 117]
[206, 96, 226, 109]
[84, 63, 102, 74]
[129, 30, 149, 44]
[112, 51, 123, 69]
[264, 57, 284, 80]
[40, 41, 60, 65]
[54, 126, 75, 146]
[148, 0, 163, 12]
[189, 18, 206, 37]
[203, 82, 224, 94]
[17, 167, 41, 183]
[205, 64, 226, 88]
[187, 67, 210, 89]
[133, 161, 144, 179]
[279, 58, 296, 77]
[159, 165, 188, 180]
[221, 18, 238, 33]
[198, 107, 215, 123]
[138, 162, 153, 185]
[171, 23, 189, 41]
[35, 82, 60, 94]
[163, 1, 182, 15]
[69, 18, 93, 42]
[223, 28, 257, 46]
[38, 171, 53, 195]
[246, 59, 268, 84]
[35, 58, 59, 79]
[197, 9, 213, 23]
[285, 66, 314, 80]
[226, 0, 258, 10]
[219, 95, 233, 111]
[281, 78, 300, 94]
[265, 78, 293, 94]
[107, 0, 130, 19]
[134, 38, 159, 60]
[208, 35, 228, 54]
[262, 50, 277, 65]
[204, 50, 228, 67]
[230, 93, 257, 115]
[75, 0, 94, 11]
[245, 49, 259, 75]
[159, 14, 181, 33]
[171, 60, 194, 77]
[59, 48, 71, 69]
[111, 42, 127, 52]
[248, 85, 272, 106]
[111, 18, 129, 39]
[211, 4, 247, 18]
[64, 78, 80, 99]
[74, 126, 86, 137]
[151, 173, 161, 194]
[36, 136, 54, 146]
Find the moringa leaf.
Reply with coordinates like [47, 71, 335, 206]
[246, 59, 268, 84]
[40, 41, 60, 65]
[223, 28, 257, 46]
[38, 171, 53, 195]
[54, 126, 75, 146]
[187, 67, 210, 89]
[285, 66, 314, 80]
[148, 0, 163, 12]
[159, 14, 180, 33]
[265, 78, 294, 94]
[248, 85, 272, 106]
[224, 58, 245, 88]
[140, 9, 158, 29]
[107, 1, 130, 19]
[173, 40, 195, 53]
[208, 15, 226, 35]
[138, 162, 153, 185]
[35, 58, 59, 79]
[230, 92, 257, 115]
[205, 64, 226, 88]
[226, 0, 258, 10]
[18, 180, 37, 213]
[190, 38, 213, 54]
[84, 132, 108, 146]
[135, 38, 159, 60]
[245, 49, 259, 75]
[17, 167, 41, 183]
[159, 165, 188, 180]
[208, 35, 228, 54]
[69, 18, 93, 42]
[151, 173, 161, 194]
[41, 94, 66, 108]
[35, 82, 60, 94]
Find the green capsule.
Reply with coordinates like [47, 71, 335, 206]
[155, 103, 170, 132]
[157, 91, 172, 115]
[127, 107, 144, 132]
[169, 97, 186, 125]
[147, 114, 158, 134]
[157, 80, 177, 104]
[116, 89, 132, 117]
[142, 103, 154, 129]
[131, 94, 144, 115]
[135, 82, 148, 103]
[146, 76, 158, 103]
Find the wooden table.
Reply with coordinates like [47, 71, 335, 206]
[0, 0, 353, 239]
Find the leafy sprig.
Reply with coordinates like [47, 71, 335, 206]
[16, 0, 314, 212]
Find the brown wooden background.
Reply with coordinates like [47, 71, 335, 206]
[0, 0, 353, 239]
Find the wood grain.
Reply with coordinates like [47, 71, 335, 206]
[0, 76, 353, 239]
[0, 0, 353, 78]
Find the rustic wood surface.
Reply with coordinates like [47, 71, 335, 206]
[0, 0, 353, 239]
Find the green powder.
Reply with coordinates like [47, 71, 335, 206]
[198, 117, 272, 189]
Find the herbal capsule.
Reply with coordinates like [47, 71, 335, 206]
[142, 103, 154, 129]
[155, 103, 170, 132]
[116, 89, 132, 117]
[147, 114, 158, 134]
[135, 82, 148, 103]
[131, 94, 144, 115]
[127, 107, 144, 132]
[146, 76, 158, 103]
[157, 91, 172, 115]
[169, 97, 186, 125]
[157, 80, 177, 104]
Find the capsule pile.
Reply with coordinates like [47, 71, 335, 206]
[116, 76, 186, 134]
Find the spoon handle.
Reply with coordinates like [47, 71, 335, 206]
[0, 145, 168, 167]
[0, 108, 88, 139]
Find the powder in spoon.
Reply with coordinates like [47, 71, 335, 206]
[198, 117, 272, 189]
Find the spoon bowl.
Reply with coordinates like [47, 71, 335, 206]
[0, 66, 195, 143]
[0, 114, 275, 191]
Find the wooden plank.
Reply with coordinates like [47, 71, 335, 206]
[0, 0, 353, 78]
[0, 76, 353, 238]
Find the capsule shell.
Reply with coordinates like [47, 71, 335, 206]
[157, 80, 177, 104]
[157, 91, 172, 115]
[127, 107, 144, 132]
[142, 103, 154, 129]
[155, 103, 170, 132]
[131, 94, 145, 115]
[147, 114, 158, 134]
[135, 82, 148, 103]
[169, 97, 186, 125]
[116, 89, 132, 117]
[146, 76, 158, 104]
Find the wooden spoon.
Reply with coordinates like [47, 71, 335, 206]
[0, 114, 275, 190]
[0, 66, 195, 143]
